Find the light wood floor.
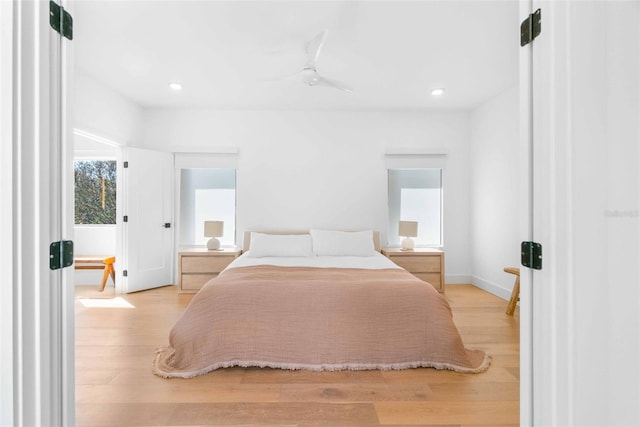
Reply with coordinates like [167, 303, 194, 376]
[75, 284, 519, 426]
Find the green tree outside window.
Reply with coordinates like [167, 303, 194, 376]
[74, 160, 116, 224]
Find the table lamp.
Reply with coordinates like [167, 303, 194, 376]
[204, 220, 224, 250]
[399, 220, 418, 251]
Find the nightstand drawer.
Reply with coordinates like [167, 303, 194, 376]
[182, 256, 233, 273]
[389, 255, 441, 273]
[178, 248, 242, 293]
[181, 273, 219, 291]
[382, 248, 445, 293]
[414, 272, 442, 291]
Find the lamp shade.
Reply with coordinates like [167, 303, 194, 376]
[204, 220, 224, 237]
[398, 221, 418, 237]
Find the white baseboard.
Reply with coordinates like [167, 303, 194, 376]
[470, 275, 512, 301]
[445, 274, 472, 285]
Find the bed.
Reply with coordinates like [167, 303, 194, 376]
[153, 230, 490, 378]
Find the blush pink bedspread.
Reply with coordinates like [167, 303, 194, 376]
[153, 265, 490, 378]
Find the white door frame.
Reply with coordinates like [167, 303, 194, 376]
[530, 1, 571, 424]
[518, 1, 534, 425]
[72, 128, 125, 293]
[0, 1, 16, 423]
[521, 2, 574, 425]
[1, 1, 74, 425]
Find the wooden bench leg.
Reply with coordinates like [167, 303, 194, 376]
[506, 275, 520, 316]
[99, 258, 116, 292]
[99, 266, 110, 292]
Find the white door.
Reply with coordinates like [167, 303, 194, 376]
[120, 147, 174, 293]
[526, 1, 640, 426]
[1, 1, 74, 425]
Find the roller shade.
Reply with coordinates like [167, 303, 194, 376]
[385, 149, 448, 169]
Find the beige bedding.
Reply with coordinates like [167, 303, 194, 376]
[153, 265, 490, 378]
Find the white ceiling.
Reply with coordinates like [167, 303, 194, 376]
[74, 1, 518, 111]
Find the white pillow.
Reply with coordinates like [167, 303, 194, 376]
[310, 229, 375, 257]
[247, 233, 313, 258]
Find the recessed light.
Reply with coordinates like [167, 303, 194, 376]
[431, 88, 445, 96]
[168, 82, 183, 91]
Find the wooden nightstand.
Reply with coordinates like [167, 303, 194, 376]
[178, 248, 242, 293]
[381, 247, 445, 293]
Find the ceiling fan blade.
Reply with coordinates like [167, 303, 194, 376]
[262, 69, 302, 82]
[305, 29, 328, 67]
[315, 75, 353, 93]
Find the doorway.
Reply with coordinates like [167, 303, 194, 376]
[6, 1, 637, 425]
[70, 1, 517, 426]
[72, 130, 120, 290]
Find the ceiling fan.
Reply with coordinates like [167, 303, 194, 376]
[272, 29, 353, 93]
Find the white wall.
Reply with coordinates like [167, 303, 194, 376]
[74, 71, 143, 145]
[469, 86, 520, 299]
[142, 109, 472, 281]
[73, 226, 117, 285]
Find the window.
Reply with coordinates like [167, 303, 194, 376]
[179, 168, 236, 247]
[74, 160, 117, 224]
[388, 169, 443, 247]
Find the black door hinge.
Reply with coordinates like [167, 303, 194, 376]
[520, 8, 541, 46]
[123, 215, 128, 222]
[49, 1, 73, 41]
[521, 241, 542, 270]
[123, 161, 129, 168]
[50, 240, 74, 270]
[123, 270, 128, 277]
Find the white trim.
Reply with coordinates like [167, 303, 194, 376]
[470, 275, 512, 301]
[115, 149, 126, 294]
[173, 169, 182, 285]
[444, 274, 472, 285]
[519, 0, 534, 425]
[60, 0, 75, 420]
[0, 1, 15, 424]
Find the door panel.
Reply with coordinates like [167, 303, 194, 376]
[530, 1, 640, 425]
[2, 1, 75, 425]
[122, 147, 174, 293]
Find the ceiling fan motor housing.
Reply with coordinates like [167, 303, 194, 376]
[302, 67, 319, 86]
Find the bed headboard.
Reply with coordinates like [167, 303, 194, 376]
[242, 230, 381, 253]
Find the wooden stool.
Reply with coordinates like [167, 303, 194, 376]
[504, 267, 520, 315]
[75, 255, 116, 292]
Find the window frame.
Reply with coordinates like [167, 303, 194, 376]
[387, 168, 444, 248]
[173, 151, 239, 250]
[178, 168, 237, 248]
[384, 149, 447, 248]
